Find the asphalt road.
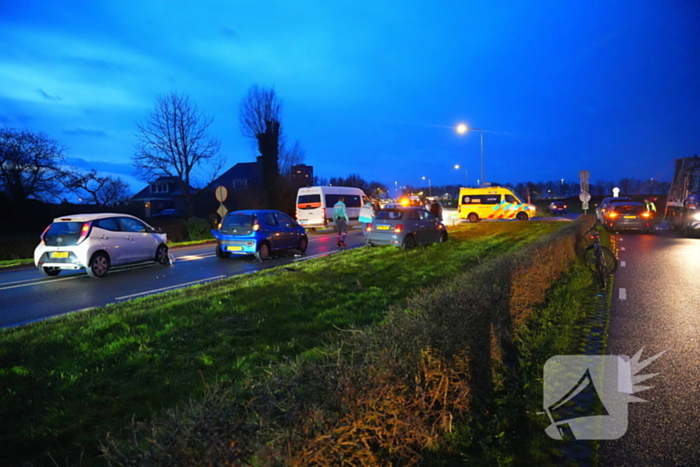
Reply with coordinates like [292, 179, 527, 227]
[0, 230, 365, 329]
[599, 230, 700, 466]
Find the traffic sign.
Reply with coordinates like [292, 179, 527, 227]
[580, 179, 589, 192]
[215, 185, 228, 202]
[582, 201, 589, 211]
[579, 192, 591, 203]
[217, 205, 228, 219]
[579, 170, 590, 181]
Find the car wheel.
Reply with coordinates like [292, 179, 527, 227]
[155, 244, 170, 265]
[216, 246, 231, 259]
[297, 236, 308, 253]
[255, 243, 270, 261]
[402, 234, 416, 250]
[467, 213, 479, 223]
[437, 231, 448, 243]
[39, 266, 61, 277]
[516, 212, 529, 221]
[87, 252, 110, 279]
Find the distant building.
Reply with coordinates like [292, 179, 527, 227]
[130, 176, 196, 217]
[206, 159, 266, 211]
[291, 164, 313, 190]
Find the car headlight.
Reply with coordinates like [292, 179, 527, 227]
[693, 213, 700, 221]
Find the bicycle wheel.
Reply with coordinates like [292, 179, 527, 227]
[597, 245, 618, 276]
[583, 245, 618, 275]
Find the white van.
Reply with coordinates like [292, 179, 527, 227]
[296, 186, 369, 230]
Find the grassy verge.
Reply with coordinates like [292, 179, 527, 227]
[0, 221, 564, 465]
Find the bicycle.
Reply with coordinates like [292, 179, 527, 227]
[583, 226, 618, 288]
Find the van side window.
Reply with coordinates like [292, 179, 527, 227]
[483, 195, 501, 205]
[505, 195, 519, 204]
[345, 195, 361, 208]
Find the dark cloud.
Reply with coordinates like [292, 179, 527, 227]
[62, 128, 108, 138]
[65, 157, 135, 177]
[37, 89, 61, 101]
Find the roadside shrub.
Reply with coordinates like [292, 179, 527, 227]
[186, 217, 211, 241]
[102, 218, 592, 466]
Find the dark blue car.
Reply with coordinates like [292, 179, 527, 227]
[211, 210, 308, 261]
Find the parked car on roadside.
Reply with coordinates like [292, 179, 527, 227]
[34, 213, 169, 279]
[151, 208, 183, 218]
[595, 196, 632, 222]
[366, 207, 447, 249]
[212, 210, 308, 261]
[548, 201, 568, 215]
[603, 201, 653, 233]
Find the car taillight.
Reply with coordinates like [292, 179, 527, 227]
[394, 224, 403, 233]
[322, 207, 326, 219]
[366, 225, 372, 232]
[39, 224, 51, 245]
[607, 212, 619, 219]
[458, 205, 461, 213]
[641, 212, 651, 218]
[77, 222, 92, 245]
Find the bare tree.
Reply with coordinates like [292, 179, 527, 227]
[239, 85, 283, 209]
[0, 127, 66, 202]
[279, 139, 306, 179]
[65, 169, 131, 207]
[133, 91, 223, 216]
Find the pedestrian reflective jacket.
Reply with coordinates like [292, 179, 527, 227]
[333, 201, 349, 221]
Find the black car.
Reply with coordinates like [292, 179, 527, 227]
[603, 202, 653, 233]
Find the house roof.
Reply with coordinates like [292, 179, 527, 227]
[208, 161, 264, 189]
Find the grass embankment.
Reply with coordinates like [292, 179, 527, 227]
[0, 221, 563, 466]
[101, 217, 599, 466]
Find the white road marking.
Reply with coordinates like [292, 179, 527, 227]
[621, 261, 626, 267]
[620, 247, 626, 251]
[176, 254, 216, 262]
[115, 275, 227, 301]
[0, 275, 81, 291]
[619, 288, 627, 300]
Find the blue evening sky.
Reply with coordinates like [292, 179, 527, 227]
[2, 0, 699, 193]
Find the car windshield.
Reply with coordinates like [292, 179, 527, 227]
[375, 209, 405, 220]
[43, 221, 85, 247]
[611, 204, 645, 214]
[222, 214, 254, 230]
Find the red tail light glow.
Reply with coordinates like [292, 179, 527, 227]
[366, 225, 372, 232]
[641, 212, 651, 218]
[77, 222, 92, 245]
[394, 224, 403, 233]
[607, 212, 619, 219]
[40, 225, 51, 245]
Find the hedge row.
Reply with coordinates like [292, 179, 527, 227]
[103, 217, 592, 466]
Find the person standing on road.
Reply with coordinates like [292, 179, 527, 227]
[333, 196, 349, 247]
[359, 200, 375, 236]
[429, 199, 443, 222]
[645, 198, 657, 216]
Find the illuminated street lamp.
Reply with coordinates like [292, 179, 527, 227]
[422, 176, 432, 197]
[456, 123, 485, 187]
[454, 164, 468, 185]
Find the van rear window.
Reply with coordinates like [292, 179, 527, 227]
[298, 194, 321, 209]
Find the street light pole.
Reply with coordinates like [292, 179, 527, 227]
[422, 176, 432, 197]
[456, 123, 485, 187]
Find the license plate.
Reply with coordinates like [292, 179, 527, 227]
[623, 215, 637, 219]
[227, 246, 243, 251]
[51, 251, 69, 258]
[376, 225, 390, 231]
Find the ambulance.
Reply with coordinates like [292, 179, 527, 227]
[457, 187, 537, 222]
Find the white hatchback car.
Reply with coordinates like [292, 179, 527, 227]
[34, 213, 169, 279]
